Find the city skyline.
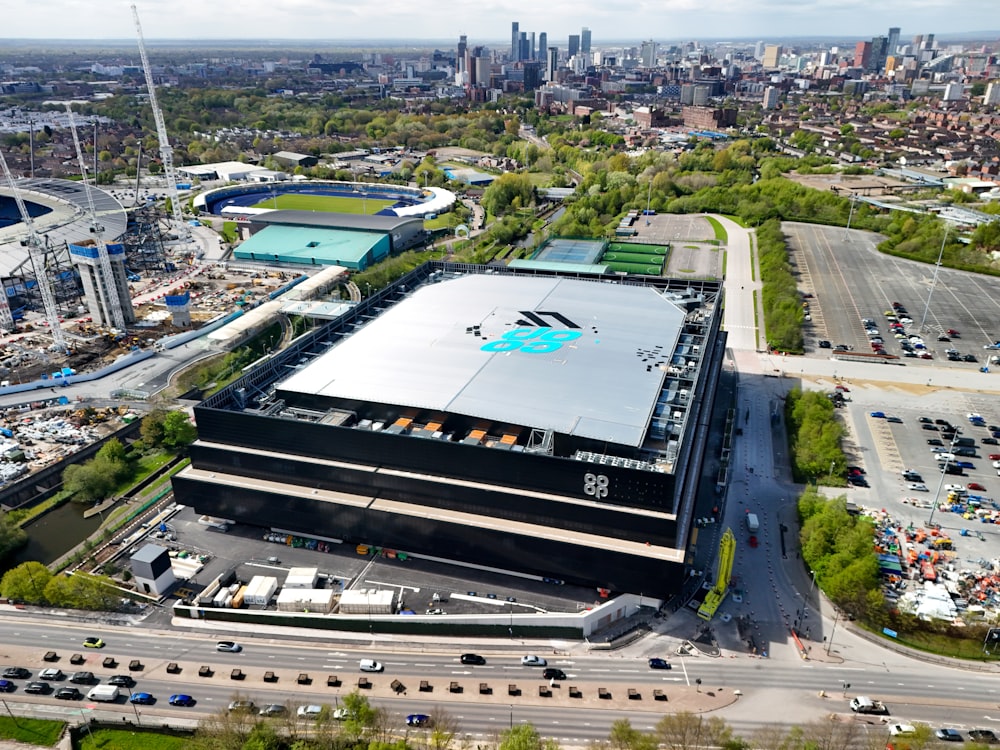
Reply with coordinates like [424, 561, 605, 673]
[0, 1, 995, 42]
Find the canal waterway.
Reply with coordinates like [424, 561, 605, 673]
[12, 501, 103, 567]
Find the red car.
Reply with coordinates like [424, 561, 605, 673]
[990, 454, 1000, 461]
[947, 329, 960, 336]
[748, 535, 759, 548]
[836, 385, 850, 392]
[968, 483, 986, 491]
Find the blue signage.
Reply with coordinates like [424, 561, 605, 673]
[481, 327, 582, 354]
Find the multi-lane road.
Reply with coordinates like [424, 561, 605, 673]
[2, 616, 1000, 743]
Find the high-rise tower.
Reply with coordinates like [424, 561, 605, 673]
[568, 34, 580, 57]
[581, 27, 592, 54]
[511, 21, 519, 61]
[538, 32, 548, 66]
[886, 27, 900, 56]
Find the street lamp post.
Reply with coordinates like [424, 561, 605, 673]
[826, 610, 840, 655]
[928, 428, 961, 527]
[918, 225, 949, 334]
[131, 699, 142, 726]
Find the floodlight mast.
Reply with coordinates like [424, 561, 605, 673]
[131, 3, 187, 240]
[65, 105, 127, 332]
[0, 148, 67, 350]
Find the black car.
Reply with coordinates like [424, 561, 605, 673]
[460, 654, 486, 665]
[969, 730, 999, 745]
[24, 682, 51, 695]
[922, 424, 939, 431]
[108, 675, 135, 687]
[542, 668, 567, 680]
[818, 340, 832, 349]
[964, 354, 978, 362]
[983, 437, 999, 445]
[927, 439, 943, 446]
[918, 417, 932, 423]
[55, 687, 82, 700]
[69, 671, 95, 685]
[834, 344, 850, 351]
[848, 475, 868, 487]
[1, 668, 30, 680]
[935, 419, 952, 426]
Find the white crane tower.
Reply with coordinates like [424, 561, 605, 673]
[0, 148, 67, 351]
[131, 3, 188, 240]
[65, 105, 128, 332]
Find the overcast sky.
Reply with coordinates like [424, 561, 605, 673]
[1, 0, 994, 42]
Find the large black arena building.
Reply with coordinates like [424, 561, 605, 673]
[172, 263, 725, 598]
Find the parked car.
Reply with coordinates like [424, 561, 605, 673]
[886, 416, 903, 423]
[968, 729, 999, 744]
[0, 680, 15, 693]
[870, 411, 886, 419]
[55, 687, 82, 700]
[259, 704, 287, 717]
[983, 438, 999, 445]
[1, 668, 29, 680]
[936, 728, 963, 742]
[521, 655, 547, 667]
[922, 424, 939, 431]
[968, 483, 986, 491]
[909, 483, 929, 492]
[818, 340, 831, 348]
[228, 700, 256, 713]
[169, 694, 195, 707]
[460, 654, 486, 665]
[69, 672, 94, 685]
[297, 705, 324, 718]
[23, 682, 50, 695]
[38, 669, 63, 681]
[927, 439, 943, 446]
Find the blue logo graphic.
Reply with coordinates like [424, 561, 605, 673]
[481, 327, 582, 354]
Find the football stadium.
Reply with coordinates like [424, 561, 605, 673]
[172, 262, 725, 598]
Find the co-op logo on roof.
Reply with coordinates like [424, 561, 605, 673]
[480, 311, 582, 354]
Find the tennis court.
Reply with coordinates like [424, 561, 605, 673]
[533, 237, 607, 264]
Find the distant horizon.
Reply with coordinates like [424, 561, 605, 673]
[0, 30, 997, 49]
[1, 1, 997, 46]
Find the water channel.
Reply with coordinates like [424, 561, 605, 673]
[13, 501, 103, 567]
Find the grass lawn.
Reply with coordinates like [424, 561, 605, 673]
[704, 216, 728, 244]
[423, 214, 454, 230]
[78, 728, 192, 750]
[525, 172, 555, 186]
[249, 193, 396, 215]
[0, 716, 65, 746]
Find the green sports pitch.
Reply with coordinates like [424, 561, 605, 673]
[249, 193, 397, 215]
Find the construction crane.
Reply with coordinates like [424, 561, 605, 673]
[131, 3, 187, 240]
[65, 105, 127, 332]
[0, 148, 67, 351]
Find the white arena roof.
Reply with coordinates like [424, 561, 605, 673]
[277, 274, 687, 447]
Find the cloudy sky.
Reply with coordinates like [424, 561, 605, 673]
[0, 0, 994, 42]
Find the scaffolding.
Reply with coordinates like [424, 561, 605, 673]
[122, 203, 167, 273]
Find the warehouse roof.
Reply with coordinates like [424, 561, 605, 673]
[277, 274, 687, 448]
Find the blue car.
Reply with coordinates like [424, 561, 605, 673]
[130, 692, 155, 705]
[169, 694, 195, 707]
[956, 461, 975, 469]
[870, 411, 886, 419]
[0, 680, 15, 692]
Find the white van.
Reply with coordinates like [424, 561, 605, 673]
[359, 659, 383, 673]
[87, 685, 120, 702]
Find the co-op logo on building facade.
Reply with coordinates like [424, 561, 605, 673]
[480, 311, 582, 354]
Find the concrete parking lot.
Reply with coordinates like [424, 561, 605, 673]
[785, 222, 1000, 366]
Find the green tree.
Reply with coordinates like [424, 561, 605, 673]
[655, 712, 732, 750]
[43, 572, 120, 611]
[500, 723, 559, 750]
[1, 561, 53, 604]
[0, 513, 28, 561]
[140, 409, 167, 448]
[162, 411, 197, 451]
[481, 173, 535, 217]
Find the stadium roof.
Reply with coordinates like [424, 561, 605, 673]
[0, 178, 127, 277]
[277, 274, 687, 448]
[252, 210, 422, 233]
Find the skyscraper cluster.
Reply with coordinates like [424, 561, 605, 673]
[510, 22, 591, 63]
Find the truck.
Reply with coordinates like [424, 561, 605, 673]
[849, 696, 888, 715]
[746, 513, 760, 533]
[87, 684, 120, 702]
